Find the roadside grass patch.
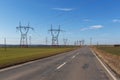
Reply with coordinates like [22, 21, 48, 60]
[97, 46, 120, 55]
[0, 47, 75, 68]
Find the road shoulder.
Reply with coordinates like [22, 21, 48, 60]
[91, 47, 120, 80]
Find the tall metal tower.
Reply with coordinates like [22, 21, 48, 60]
[90, 37, 92, 46]
[79, 40, 82, 46]
[48, 24, 63, 46]
[45, 37, 48, 45]
[82, 40, 85, 46]
[63, 38, 68, 46]
[74, 41, 77, 46]
[29, 36, 32, 46]
[16, 22, 34, 47]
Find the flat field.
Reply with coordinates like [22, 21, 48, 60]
[0, 47, 75, 68]
[97, 46, 120, 55]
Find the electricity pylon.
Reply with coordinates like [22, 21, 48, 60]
[48, 24, 63, 46]
[63, 38, 68, 46]
[46, 37, 48, 45]
[79, 40, 82, 46]
[16, 22, 34, 47]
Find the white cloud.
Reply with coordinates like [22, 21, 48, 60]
[112, 19, 120, 23]
[80, 25, 103, 31]
[90, 25, 103, 29]
[83, 19, 91, 22]
[80, 27, 89, 31]
[52, 8, 74, 11]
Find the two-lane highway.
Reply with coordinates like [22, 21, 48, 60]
[0, 47, 116, 80]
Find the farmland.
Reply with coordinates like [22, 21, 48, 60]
[97, 46, 120, 55]
[0, 47, 76, 68]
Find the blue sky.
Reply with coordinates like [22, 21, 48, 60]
[0, 0, 120, 45]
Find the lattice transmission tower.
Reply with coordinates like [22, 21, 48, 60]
[48, 24, 63, 46]
[63, 38, 68, 46]
[16, 22, 34, 47]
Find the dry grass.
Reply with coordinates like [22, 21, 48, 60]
[92, 47, 120, 77]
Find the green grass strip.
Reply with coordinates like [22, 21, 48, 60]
[0, 47, 76, 68]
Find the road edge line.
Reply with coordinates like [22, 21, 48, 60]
[0, 60, 38, 72]
[90, 49, 117, 80]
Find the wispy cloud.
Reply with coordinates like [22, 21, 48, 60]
[52, 8, 74, 11]
[112, 19, 120, 23]
[81, 25, 104, 31]
[83, 19, 92, 22]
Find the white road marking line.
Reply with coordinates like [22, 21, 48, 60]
[72, 55, 76, 59]
[91, 49, 117, 80]
[57, 62, 66, 70]
[0, 60, 37, 72]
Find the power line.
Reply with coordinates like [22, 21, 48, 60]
[16, 22, 34, 47]
[48, 24, 63, 46]
[63, 38, 68, 46]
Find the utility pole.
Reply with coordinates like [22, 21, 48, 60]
[97, 41, 99, 47]
[46, 37, 48, 45]
[90, 37, 92, 46]
[48, 24, 63, 46]
[16, 22, 34, 48]
[4, 38, 6, 51]
[29, 36, 31, 46]
[76, 40, 78, 46]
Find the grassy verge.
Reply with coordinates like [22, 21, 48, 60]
[0, 47, 76, 69]
[97, 46, 120, 55]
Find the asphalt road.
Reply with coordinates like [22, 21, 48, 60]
[0, 47, 116, 80]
